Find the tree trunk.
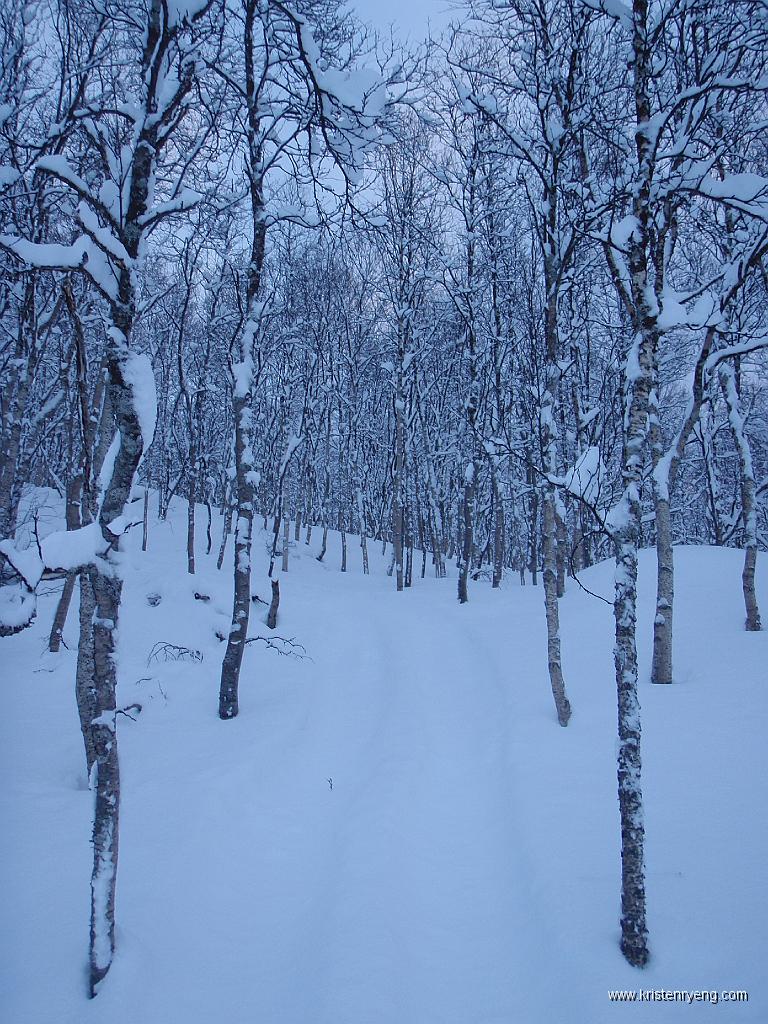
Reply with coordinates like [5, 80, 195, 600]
[75, 570, 98, 775]
[492, 470, 504, 589]
[216, 505, 232, 571]
[49, 571, 77, 653]
[317, 525, 328, 562]
[267, 577, 279, 630]
[457, 464, 475, 603]
[49, 474, 84, 652]
[142, 487, 149, 552]
[85, 293, 147, 993]
[543, 493, 572, 726]
[720, 364, 762, 631]
[218, 392, 255, 719]
[528, 473, 538, 585]
[356, 485, 369, 575]
[651, 492, 674, 684]
[339, 508, 347, 573]
[281, 497, 289, 573]
[392, 398, 405, 592]
[88, 566, 122, 996]
[555, 502, 567, 598]
[187, 476, 195, 575]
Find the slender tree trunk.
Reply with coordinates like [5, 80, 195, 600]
[49, 572, 78, 653]
[387, 547, 396, 576]
[187, 470, 196, 575]
[219, 0, 268, 719]
[49, 474, 84, 652]
[356, 485, 369, 575]
[611, 0, 655, 954]
[543, 494, 572, 726]
[651, 491, 674, 684]
[86, 286, 148, 994]
[555, 503, 567, 598]
[88, 567, 121, 997]
[528, 469, 538, 585]
[219, 393, 254, 720]
[393, 397, 405, 592]
[282, 496, 289, 573]
[720, 364, 762, 630]
[317, 525, 328, 562]
[339, 508, 347, 573]
[492, 470, 504, 589]
[0, 285, 36, 544]
[142, 487, 149, 551]
[75, 569, 98, 775]
[651, 329, 714, 683]
[216, 506, 232, 571]
[457, 464, 474, 604]
[267, 577, 279, 630]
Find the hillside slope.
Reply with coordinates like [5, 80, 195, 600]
[1, 498, 766, 1023]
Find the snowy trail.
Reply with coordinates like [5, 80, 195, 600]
[299, 582, 543, 1024]
[2, 512, 767, 1023]
[106, 562, 574, 1024]
[233, 572, 566, 1024]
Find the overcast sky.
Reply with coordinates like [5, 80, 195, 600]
[350, 0, 456, 41]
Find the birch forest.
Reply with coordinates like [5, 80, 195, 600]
[1, 0, 767, 1020]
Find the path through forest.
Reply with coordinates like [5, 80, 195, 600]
[2, 502, 766, 1023]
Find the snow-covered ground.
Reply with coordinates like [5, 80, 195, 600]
[1, 496, 766, 1023]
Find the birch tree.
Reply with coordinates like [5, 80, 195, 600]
[215, 0, 400, 717]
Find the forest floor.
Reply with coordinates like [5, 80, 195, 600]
[1, 492, 766, 1023]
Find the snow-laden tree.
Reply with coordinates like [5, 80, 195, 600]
[212, 0, 404, 719]
[2, 0, 218, 992]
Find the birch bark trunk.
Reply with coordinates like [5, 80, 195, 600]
[719, 364, 762, 631]
[217, 0, 267, 719]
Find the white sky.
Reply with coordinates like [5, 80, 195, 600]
[350, 0, 457, 41]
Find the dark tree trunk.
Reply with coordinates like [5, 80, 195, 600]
[142, 488, 149, 552]
[219, 394, 255, 720]
[216, 506, 232, 570]
[49, 571, 77, 653]
[267, 578, 280, 630]
[457, 466, 474, 604]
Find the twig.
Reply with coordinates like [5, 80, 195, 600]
[147, 642, 203, 666]
[116, 702, 142, 721]
[244, 634, 310, 661]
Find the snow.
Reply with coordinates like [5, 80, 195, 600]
[610, 215, 638, 252]
[231, 354, 253, 399]
[91, 832, 116, 972]
[1, 495, 766, 1023]
[0, 539, 44, 588]
[122, 352, 158, 455]
[36, 154, 93, 198]
[0, 581, 36, 630]
[0, 234, 88, 270]
[563, 445, 603, 503]
[165, 0, 210, 29]
[698, 173, 768, 205]
[583, 0, 633, 33]
[41, 522, 107, 571]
